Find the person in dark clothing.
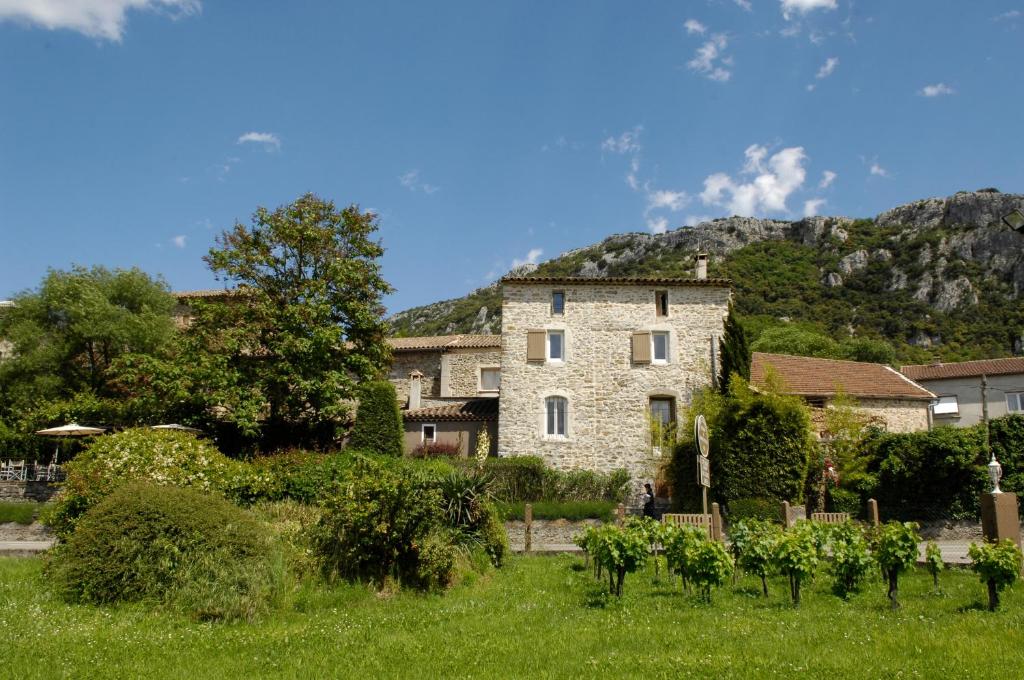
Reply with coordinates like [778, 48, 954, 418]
[642, 483, 656, 518]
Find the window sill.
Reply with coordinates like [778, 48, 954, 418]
[542, 435, 570, 442]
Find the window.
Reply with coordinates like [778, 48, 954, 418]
[1007, 393, 1023, 413]
[546, 396, 567, 437]
[655, 291, 669, 318]
[933, 395, 959, 416]
[652, 332, 669, 363]
[480, 367, 500, 392]
[551, 291, 565, 316]
[547, 330, 564, 361]
[649, 398, 675, 427]
[421, 424, 436, 443]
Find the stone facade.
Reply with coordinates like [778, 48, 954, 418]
[497, 280, 731, 487]
[389, 350, 443, 405]
[853, 398, 930, 433]
[389, 347, 501, 405]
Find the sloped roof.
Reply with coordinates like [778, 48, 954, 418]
[901, 357, 1024, 381]
[751, 352, 934, 401]
[501, 275, 731, 287]
[388, 335, 501, 352]
[173, 289, 238, 299]
[403, 398, 499, 422]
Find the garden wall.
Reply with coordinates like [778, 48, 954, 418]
[0, 481, 59, 503]
[505, 519, 601, 551]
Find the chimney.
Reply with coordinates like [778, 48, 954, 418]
[408, 371, 423, 410]
[695, 252, 708, 280]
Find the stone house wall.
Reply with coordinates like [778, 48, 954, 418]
[388, 350, 442, 405]
[497, 281, 731, 490]
[402, 420, 498, 457]
[855, 398, 930, 433]
[443, 348, 502, 397]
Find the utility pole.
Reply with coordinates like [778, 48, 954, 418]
[981, 374, 991, 457]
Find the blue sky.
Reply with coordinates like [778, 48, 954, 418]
[2, 1, 1022, 314]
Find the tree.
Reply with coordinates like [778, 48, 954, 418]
[968, 539, 1022, 611]
[126, 194, 394, 448]
[349, 381, 404, 456]
[751, 325, 840, 359]
[718, 304, 750, 394]
[0, 266, 175, 427]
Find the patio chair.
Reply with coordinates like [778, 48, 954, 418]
[0, 460, 10, 481]
[8, 460, 26, 481]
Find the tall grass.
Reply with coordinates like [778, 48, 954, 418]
[0, 501, 40, 525]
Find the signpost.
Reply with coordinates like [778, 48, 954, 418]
[695, 415, 710, 514]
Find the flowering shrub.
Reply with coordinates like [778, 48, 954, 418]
[44, 428, 251, 538]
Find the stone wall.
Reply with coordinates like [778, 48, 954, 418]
[388, 350, 442, 405]
[498, 281, 731, 497]
[505, 518, 601, 551]
[856, 398, 930, 433]
[443, 348, 501, 397]
[0, 481, 60, 503]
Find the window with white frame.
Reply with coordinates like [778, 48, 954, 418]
[1007, 392, 1024, 413]
[651, 331, 669, 363]
[480, 367, 500, 392]
[545, 396, 567, 437]
[932, 395, 959, 416]
[421, 424, 437, 443]
[547, 330, 564, 361]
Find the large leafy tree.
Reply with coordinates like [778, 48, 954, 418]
[126, 194, 394, 448]
[0, 266, 175, 427]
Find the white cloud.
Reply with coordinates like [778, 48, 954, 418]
[511, 248, 543, 268]
[684, 18, 706, 35]
[0, 0, 200, 41]
[803, 198, 827, 217]
[646, 217, 669, 234]
[646, 189, 690, 213]
[237, 131, 281, 151]
[919, 83, 955, 97]
[688, 33, 732, 82]
[816, 56, 839, 79]
[993, 10, 1021, 21]
[171, 235, 187, 248]
[734, 0, 753, 10]
[626, 156, 641, 190]
[819, 170, 837, 188]
[780, 0, 838, 20]
[398, 169, 439, 194]
[684, 215, 713, 227]
[601, 126, 643, 155]
[869, 162, 887, 177]
[699, 145, 808, 216]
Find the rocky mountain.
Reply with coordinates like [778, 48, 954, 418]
[389, 190, 1024, 362]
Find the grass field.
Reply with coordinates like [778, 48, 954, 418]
[0, 555, 1021, 679]
[0, 501, 41, 525]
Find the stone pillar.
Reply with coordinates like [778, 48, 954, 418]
[981, 493, 1021, 549]
[711, 502, 723, 542]
[867, 498, 880, 527]
[781, 500, 792, 529]
[616, 503, 626, 527]
[408, 371, 423, 410]
[695, 252, 708, 280]
[524, 503, 533, 554]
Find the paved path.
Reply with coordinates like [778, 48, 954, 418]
[0, 540, 54, 557]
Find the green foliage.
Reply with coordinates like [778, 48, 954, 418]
[735, 521, 781, 596]
[968, 539, 1023, 611]
[925, 541, 944, 588]
[471, 456, 628, 503]
[46, 482, 282, 621]
[44, 428, 249, 538]
[498, 500, 616, 522]
[829, 522, 874, 598]
[875, 521, 922, 609]
[662, 523, 709, 590]
[718, 303, 750, 394]
[689, 540, 733, 602]
[589, 525, 649, 596]
[0, 501, 40, 525]
[349, 380, 403, 456]
[0, 265, 175, 428]
[752, 325, 841, 359]
[774, 526, 820, 605]
[728, 497, 780, 523]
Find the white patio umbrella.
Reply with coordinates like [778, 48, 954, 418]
[35, 423, 106, 464]
[151, 424, 204, 435]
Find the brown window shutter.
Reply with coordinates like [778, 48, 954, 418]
[632, 331, 652, 364]
[527, 330, 546, 361]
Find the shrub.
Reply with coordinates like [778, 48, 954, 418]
[663, 524, 709, 592]
[875, 521, 921, 609]
[737, 521, 781, 596]
[728, 497, 779, 523]
[44, 428, 248, 538]
[312, 459, 441, 588]
[498, 500, 616, 522]
[925, 542, 944, 588]
[409, 441, 462, 458]
[830, 522, 873, 598]
[348, 381, 403, 457]
[690, 541, 733, 603]
[775, 525, 819, 606]
[244, 451, 355, 505]
[589, 525, 648, 596]
[476, 503, 509, 568]
[968, 539, 1023, 611]
[46, 482, 282, 621]
[471, 456, 627, 503]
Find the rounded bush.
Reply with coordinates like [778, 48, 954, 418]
[47, 482, 281, 620]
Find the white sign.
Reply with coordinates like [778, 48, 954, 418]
[695, 415, 710, 458]
[698, 454, 710, 488]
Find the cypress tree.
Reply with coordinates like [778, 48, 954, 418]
[718, 304, 751, 394]
[349, 381, 404, 456]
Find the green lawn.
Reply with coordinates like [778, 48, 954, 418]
[0, 501, 41, 525]
[0, 555, 1021, 679]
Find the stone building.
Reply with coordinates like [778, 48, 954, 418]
[901, 357, 1024, 427]
[496, 275, 731, 486]
[750, 352, 935, 434]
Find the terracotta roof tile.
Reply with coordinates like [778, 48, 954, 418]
[388, 335, 501, 351]
[403, 398, 499, 421]
[751, 352, 934, 401]
[173, 289, 239, 299]
[901, 357, 1024, 381]
[501, 275, 731, 287]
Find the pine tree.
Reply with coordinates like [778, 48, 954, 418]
[349, 381, 404, 456]
[718, 304, 750, 394]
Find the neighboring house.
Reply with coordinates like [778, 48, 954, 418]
[173, 289, 239, 328]
[0, 300, 13, 361]
[497, 272, 731, 486]
[402, 398, 498, 458]
[901, 357, 1024, 427]
[751, 352, 935, 434]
